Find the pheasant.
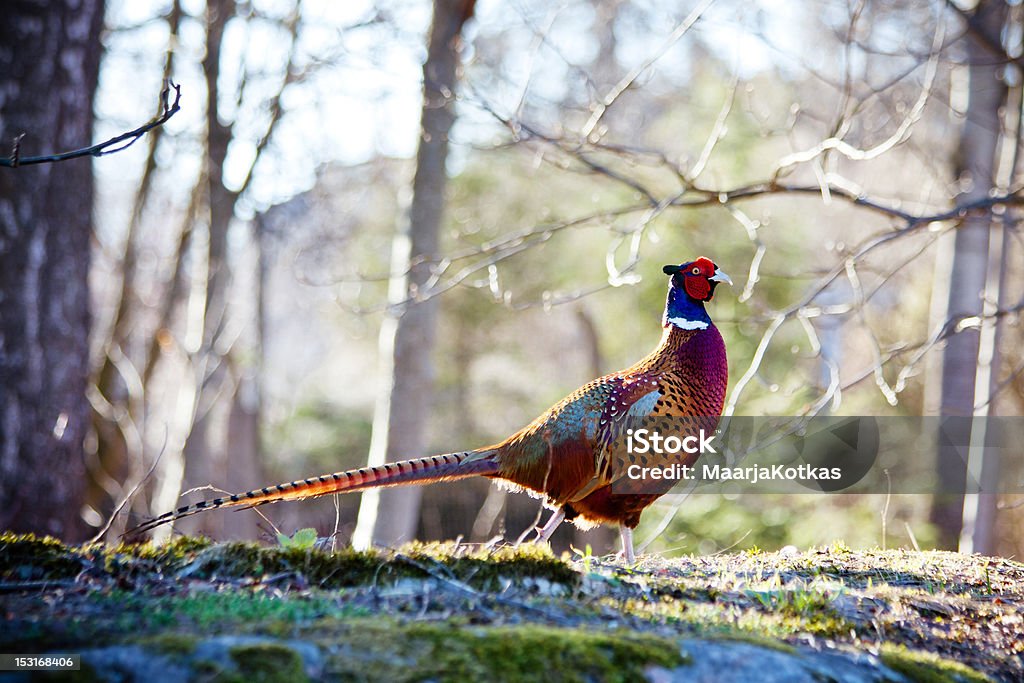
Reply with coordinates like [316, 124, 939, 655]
[130, 257, 731, 561]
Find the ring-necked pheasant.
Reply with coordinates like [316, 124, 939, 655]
[130, 257, 730, 561]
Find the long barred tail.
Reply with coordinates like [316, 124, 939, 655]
[127, 449, 499, 537]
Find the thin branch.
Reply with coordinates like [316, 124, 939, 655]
[235, 0, 304, 199]
[581, 0, 715, 140]
[679, 180, 1024, 226]
[773, 21, 942, 177]
[89, 430, 169, 544]
[687, 75, 739, 182]
[1, 81, 182, 167]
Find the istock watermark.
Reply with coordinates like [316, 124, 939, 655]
[609, 416, 1024, 495]
[625, 428, 717, 455]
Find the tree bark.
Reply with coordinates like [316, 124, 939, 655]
[178, 0, 256, 538]
[571, 305, 616, 555]
[353, 0, 476, 548]
[90, 0, 183, 540]
[958, 217, 1009, 555]
[0, 0, 106, 540]
[931, 0, 1007, 550]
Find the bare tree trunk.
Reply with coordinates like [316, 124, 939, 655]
[0, 0, 105, 540]
[931, 0, 1007, 550]
[959, 217, 1010, 554]
[571, 305, 616, 555]
[591, 0, 625, 92]
[353, 0, 476, 549]
[161, 0, 295, 539]
[90, 0, 183, 539]
[223, 223, 264, 537]
[179, 0, 250, 537]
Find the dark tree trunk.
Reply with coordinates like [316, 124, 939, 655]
[353, 0, 476, 548]
[0, 0, 106, 540]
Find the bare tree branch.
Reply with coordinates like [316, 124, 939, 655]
[581, 0, 715, 140]
[1, 81, 182, 167]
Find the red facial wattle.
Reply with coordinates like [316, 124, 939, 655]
[684, 275, 711, 301]
[682, 257, 717, 301]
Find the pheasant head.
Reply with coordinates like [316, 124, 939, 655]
[661, 256, 731, 330]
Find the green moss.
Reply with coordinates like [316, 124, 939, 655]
[603, 590, 856, 641]
[132, 539, 389, 587]
[879, 645, 992, 683]
[400, 541, 579, 588]
[141, 539, 580, 591]
[3, 536, 1019, 681]
[93, 590, 353, 632]
[133, 632, 200, 656]
[229, 643, 308, 683]
[317, 618, 684, 682]
[96, 537, 214, 581]
[193, 659, 226, 679]
[0, 532, 85, 580]
[183, 542, 406, 587]
[117, 536, 213, 563]
[0, 535, 577, 591]
[0, 534, 219, 584]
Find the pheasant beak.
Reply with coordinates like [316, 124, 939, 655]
[710, 268, 733, 286]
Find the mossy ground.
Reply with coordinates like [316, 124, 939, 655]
[301, 620, 685, 682]
[227, 642, 307, 683]
[1, 533, 1021, 681]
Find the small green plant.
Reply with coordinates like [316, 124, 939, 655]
[572, 544, 595, 574]
[276, 528, 318, 550]
[746, 577, 843, 618]
[829, 540, 852, 554]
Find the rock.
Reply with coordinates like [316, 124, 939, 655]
[79, 646, 191, 683]
[649, 639, 909, 683]
[71, 636, 323, 683]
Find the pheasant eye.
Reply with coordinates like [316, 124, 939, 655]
[691, 267, 700, 275]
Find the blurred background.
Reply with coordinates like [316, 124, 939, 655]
[2, 0, 1022, 558]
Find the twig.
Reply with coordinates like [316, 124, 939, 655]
[0, 580, 80, 594]
[1, 81, 183, 168]
[581, 0, 715, 139]
[89, 428, 169, 544]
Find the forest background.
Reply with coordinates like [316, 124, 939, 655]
[1, 0, 1022, 561]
